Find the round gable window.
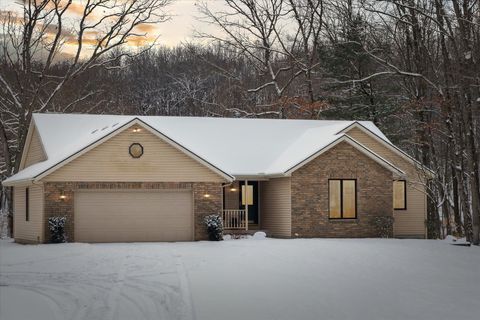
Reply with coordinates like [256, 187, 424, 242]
[129, 143, 143, 158]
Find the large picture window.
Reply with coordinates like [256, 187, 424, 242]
[329, 179, 357, 219]
[393, 180, 407, 210]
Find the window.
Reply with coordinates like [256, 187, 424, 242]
[393, 180, 407, 210]
[241, 185, 253, 205]
[329, 179, 357, 219]
[25, 187, 30, 221]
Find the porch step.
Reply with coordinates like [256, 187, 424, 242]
[247, 223, 260, 230]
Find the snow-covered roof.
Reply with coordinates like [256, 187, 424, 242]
[3, 113, 397, 184]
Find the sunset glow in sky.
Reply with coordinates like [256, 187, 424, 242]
[1, 0, 225, 53]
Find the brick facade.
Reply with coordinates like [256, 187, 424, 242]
[290, 142, 394, 238]
[192, 183, 223, 240]
[43, 182, 222, 242]
[42, 143, 394, 242]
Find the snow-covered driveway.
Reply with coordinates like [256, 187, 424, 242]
[1, 238, 479, 320]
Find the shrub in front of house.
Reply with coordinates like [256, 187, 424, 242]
[48, 216, 67, 243]
[373, 216, 394, 238]
[204, 214, 223, 241]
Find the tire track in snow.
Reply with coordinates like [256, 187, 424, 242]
[0, 284, 65, 320]
[173, 250, 196, 320]
[1, 244, 193, 320]
[102, 254, 127, 320]
[1, 271, 114, 320]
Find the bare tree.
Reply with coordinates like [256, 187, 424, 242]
[357, 0, 480, 244]
[0, 0, 171, 236]
[197, 0, 306, 117]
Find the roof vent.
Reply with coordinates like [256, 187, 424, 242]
[101, 126, 108, 131]
[91, 129, 98, 134]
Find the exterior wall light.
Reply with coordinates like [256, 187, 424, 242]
[132, 127, 141, 133]
[230, 187, 237, 192]
[59, 191, 66, 201]
[204, 194, 211, 198]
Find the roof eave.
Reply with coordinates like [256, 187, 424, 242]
[134, 118, 234, 181]
[1, 178, 35, 187]
[32, 117, 234, 183]
[283, 135, 406, 177]
[338, 121, 435, 175]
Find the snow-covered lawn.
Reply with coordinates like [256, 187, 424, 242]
[0, 238, 479, 320]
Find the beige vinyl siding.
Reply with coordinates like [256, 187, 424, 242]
[346, 127, 426, 238]
[13, 185, 44, 243]
[260, 177, 291, 237]
[75, 190, 193, 242]
[22, 126, 47, 169]
[394, 183, 427, 237]
[44, 126, 226, 182]
[346, 128, 419, 177]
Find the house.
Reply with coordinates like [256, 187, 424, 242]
[3, 114, 432, 243]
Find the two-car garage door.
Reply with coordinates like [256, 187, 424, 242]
[74, 190, 193, 242]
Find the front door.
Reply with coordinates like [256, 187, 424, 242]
[239, 181, 259, 224]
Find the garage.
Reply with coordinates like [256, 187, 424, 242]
[74, 190, 193, 242]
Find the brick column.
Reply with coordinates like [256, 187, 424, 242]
[44, 182, 75, 242]
[193, 183, 223, 240]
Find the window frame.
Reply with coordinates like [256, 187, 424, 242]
[25, 187, 30, 222]
[328, 179, 357, 219]
[393, 179, 407, 210]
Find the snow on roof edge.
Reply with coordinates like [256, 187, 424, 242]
[3, 114, 397, 184]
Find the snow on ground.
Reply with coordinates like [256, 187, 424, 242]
[0, 238, 479, 320]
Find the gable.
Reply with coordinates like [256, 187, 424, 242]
[42, 125, 227, 183]
[21, 125, 47, 169]
[285, 134, 404, 177]
[345, 127, 423, 179]
[294, 141, 395, 179]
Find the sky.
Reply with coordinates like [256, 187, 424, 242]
[0, 0, 226, 49]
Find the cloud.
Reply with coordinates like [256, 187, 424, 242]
[43, 23, 76, 39]
[43, 0, 86, 16]
[0, 10, 22, 25]
[64, 31, 101, 46]
[127, 34, 158, 47]
[67, 2, 87, 16]
[135, 23, 158, 33]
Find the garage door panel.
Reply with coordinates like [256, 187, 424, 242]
[75, 190, 193, 242]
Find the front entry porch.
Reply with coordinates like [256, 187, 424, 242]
[222, 180, 259, 231]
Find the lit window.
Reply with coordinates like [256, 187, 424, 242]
[241, 185, 253, 205]
[329, 179, 357, 219]
[393, 180, 407, 210]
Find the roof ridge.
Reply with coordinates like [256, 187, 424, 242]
[33, 113, 364, 123]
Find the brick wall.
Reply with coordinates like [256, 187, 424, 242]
[43, 182, 223, 242]
[291, 141, 394, 238]
[193, 183, 223, 240]
[44, 182, 75, 242]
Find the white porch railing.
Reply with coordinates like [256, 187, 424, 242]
[222, 210, 246, 229]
